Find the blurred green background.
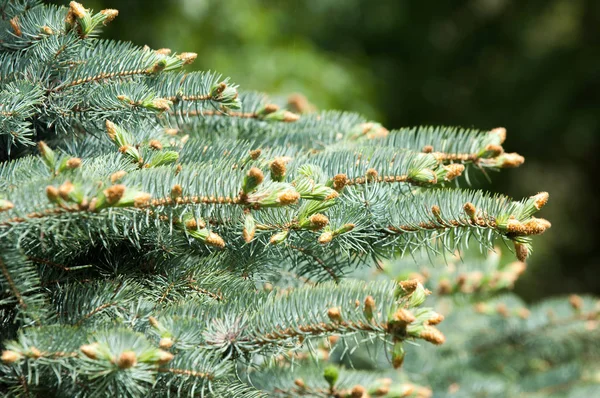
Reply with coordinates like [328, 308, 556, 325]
[51, 0, 600, 301]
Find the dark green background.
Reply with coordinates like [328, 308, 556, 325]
[50, 0, 600, 301]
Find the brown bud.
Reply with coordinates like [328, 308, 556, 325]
[500, 153, 525, 168]
[294, 378, 306, 389]
[0, 200, 14, 212]
[105, 120, 118, 140]
[328, 335, 339, 345]
[569, 294, 583, 311]
[249, 149, 262, 160]
[422, 145, 434, 153]
[318, 231, 333, 245]
[373, 386, 390, 396]
[151, 98, 171, 111]
[282, 111, 300, 122]
[364, 295, 376, 319]
[109, 171, 126, 184]
[1, 350, 21, 364]
[117, 351, 137, 369]
[393, 308, 416, 324]
[420, 327, 445, 345]
[41, 25, 53, 35]
[489, 127, 507, 144]
[159, 337, 173, 349]
[28, 347, 42, 359]
[247, 167, 264, 185]
[309, 214, 329, 230]
[484, 144, 504, 157]
[532, 192, 549, 210]
[427, 313, 445, 325]
[104, 184, 125, 205]
[165, 128, 179, 136]
[155, 48, 172, 55]
[324, 191, 339, 201]
[205, 232, 225, 249]
[177, 52, 197, 65]
[175, 164, 183, 175]
[69, 2, 87, 19]
[399, 279, 419, 293]
[100, 9, 118, 23]
[443, 164, 465, 181]
[148, 316, 159, 328]
[332, 174, 348, 191]
[9, 16, 22, 37]
[66, 157, 82, 169]
[327, 307, 342, 323]
[149, 140, 163, 150]
[362, 169, 378, 183]
[263, 104, 279, 114]
[157, 350, 174, 365]
[464, 202, 477, 221]
[170, 184, 183, 199]
[45, 186, 59, 203]
[80, 343, 99, 360]
[270, 158, 287, 181]
[133, 192, 152, 208]
[277, 191, 300, 206]
[514, 242, 529, 262]
[58, 181, 74, 200]
[350, 385, 366, 398]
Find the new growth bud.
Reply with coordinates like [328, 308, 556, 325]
[489, 127, 507, 144]
[364, 296, 376, 321]
[69, 2, 87, 19]
[159, 337, 174, 349]
[1, 350, 21, 364]
[157, 350, 174, 365]
[420, 327, 446, 345]
[308, 213, 329, 230]
[442, 164, 465, 181]
[270, 158, 287, 182]
[532, 192, 549, 210]
[327, 307, 342, 323]
[318, 231, 333, 245]
[177, 52, 197, 65]
[170, 184, 183, 200]
[80, 343, 99, 360]
[0, 199, 14, 213]
[110, 170, 127, 183]
[350, 385, 366, 398]
[117, 351, 137, 369]
[277, 191, 300, 206]
[66, 157, 82, 169]
[100, 9, 119, 24]
[331, 174, 348, 191]
[205, 232, 225, 249]
[242, 167, 264, 193]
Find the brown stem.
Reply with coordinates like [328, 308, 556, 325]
[0, 256, 26, 309]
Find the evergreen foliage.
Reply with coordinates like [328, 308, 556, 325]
[0, 1, 593, 397]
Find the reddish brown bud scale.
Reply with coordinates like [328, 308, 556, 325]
[420, 327, 446, 345]
[205, 232, 225, 249]
[117, 350, 137, 369]
[66, 157, 82, 169]
[104, 185, 125, 205]
[327, 307, 342, 322]
[149, 140, 163, 150]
